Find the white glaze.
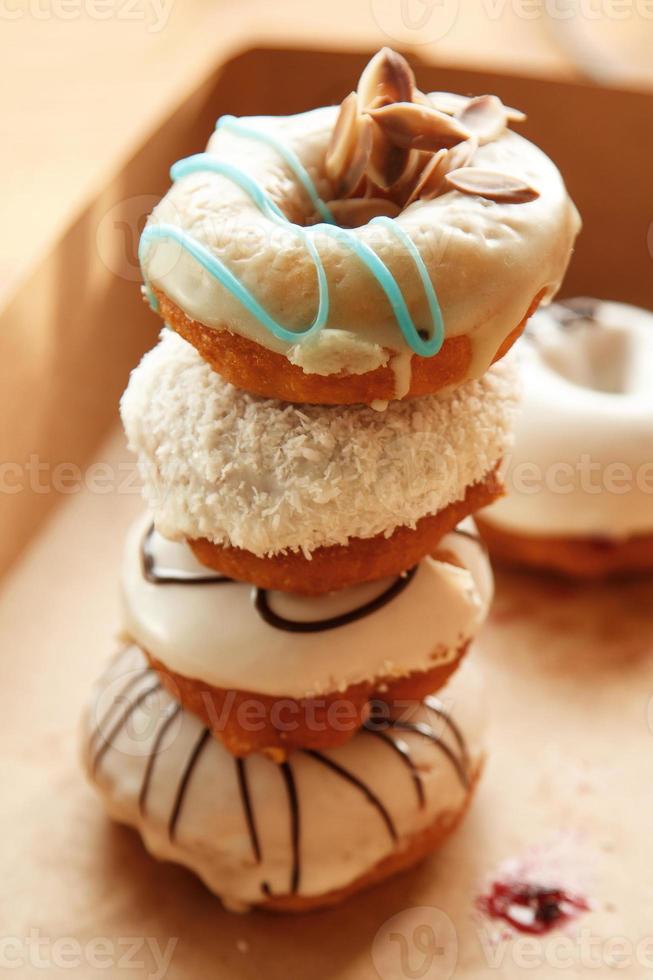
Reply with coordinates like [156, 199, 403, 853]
[483, 300, 653, 539]
[122, 513, 492, 697]
[141, 101, 579, 383]
[81, 645, 485, 910]
[120, 330, 519, 557]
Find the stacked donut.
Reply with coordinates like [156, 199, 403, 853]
[81, 50, 580, 911]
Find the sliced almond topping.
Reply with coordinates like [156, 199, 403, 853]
[357, 47, 415, 111]
[367, 120, 411, 191]
[444, 135, 478, 172]
[325, 91, 359, 183]
[445, 167, 539, 203]
[457, 95, 506, 145]
[339, 114, 374, 197]
[326, 197, 401, 227]
[404, 149, 448, 206]
[429, 91, 526, 124]
[369, 101, 471, 152]
[427, 91, 471, 115]
[504, 104, 527, 124]
[411, 88, 432, 107]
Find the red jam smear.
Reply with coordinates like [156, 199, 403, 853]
[477, 881, 590, 935]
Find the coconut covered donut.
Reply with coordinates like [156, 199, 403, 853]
[478, 299, 653, 577]
[81, 645, 485, 912]
[139, 49, 580, 404]
[121, 513, 492, 756]
[120, 330, 519, 594]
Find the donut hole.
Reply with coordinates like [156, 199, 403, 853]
[538, 320, 638, 395]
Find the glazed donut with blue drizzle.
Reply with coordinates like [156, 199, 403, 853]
[139, 49, 580, 405]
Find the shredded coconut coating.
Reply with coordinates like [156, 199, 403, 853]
[120, 330, 519, 557]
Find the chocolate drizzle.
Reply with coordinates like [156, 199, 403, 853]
[254, 567, 417, 633]
[139, 700, 182, 817]
[451, 524, 487, 556]
[235, 758, 262, 864]
[389, 719, 469, 789]
[91, 674, 161, 775]
[304, 750, 398, 843]
[142, 524, 232, 585]
[279, 762, 301, 894]
[366, 730, 425, 807]
[92, 651, 472, 898]
[424, 694, 470, 770]
[552, 297, 601, 325]
[168, 727, 210, 842]
[141, 522, 418, 633]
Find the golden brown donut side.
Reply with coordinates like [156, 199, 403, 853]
[476, 517, 653, 579]
[188, 465, 503, 594]
[147, 644, 468, 759]
[154, 288, 543, 404]
[259, 762, 483, 912]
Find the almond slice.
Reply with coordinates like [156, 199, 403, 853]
[405, 137, 479, 206]
[427, 91, 471, 116]
[429, 91, 526, 125]
[369, 101, 471, 152]
[456, 95, 506, 145]
[445, 167, 539, 203]
[340, 114, 374, 197]
[367, 119, 411, 191]
[357, 47, 415, 111]
[444, 135, 478, 172]
[325, 91, 359, 183]
[404, 149, 448, 206]
[326, 196, 401, 228]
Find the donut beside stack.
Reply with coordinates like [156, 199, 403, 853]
[81, 49, 579, 910]
[478, 299, 653, 577]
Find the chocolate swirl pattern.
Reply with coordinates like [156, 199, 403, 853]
[122, 515, 492, 701]
[84, 646, 480, 904]
[142, 522, 418, 633]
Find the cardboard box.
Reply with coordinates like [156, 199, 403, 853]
[2, 47, 653, 979]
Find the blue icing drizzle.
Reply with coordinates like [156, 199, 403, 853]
[216, 114, 335, 225]
[371, 216, 444, 354]
[139, 115, 445, 358]
[142, 284, 159, 313]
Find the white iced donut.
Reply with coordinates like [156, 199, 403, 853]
[139, 50, 579, 404]
[479, 299, 653, 577]
[120, 329, 518, 592]
[122, 513, 492, 698]
[81, 645, 485, 912]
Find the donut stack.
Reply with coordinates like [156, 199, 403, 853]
[81, 50, 580, 911]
